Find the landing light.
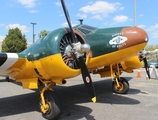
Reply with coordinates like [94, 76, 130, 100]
[145, 37, 148, 41]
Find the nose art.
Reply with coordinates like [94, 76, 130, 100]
[119, 27, 148, 49]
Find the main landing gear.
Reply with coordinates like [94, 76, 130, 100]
[110, 64, 129, 94]
[39, 82, 62, 120]
[112, 77, 129, 94]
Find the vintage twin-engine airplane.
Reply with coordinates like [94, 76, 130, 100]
[0, 0, 150, 119]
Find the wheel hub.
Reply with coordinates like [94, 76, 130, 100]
[40, 102, 50, 114]
[115, 82, 124, 91]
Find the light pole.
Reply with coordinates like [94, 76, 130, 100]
[30, 22, 37, 43]
[134, 0, 136, 26]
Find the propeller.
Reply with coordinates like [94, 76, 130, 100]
[143, 57, 151, 80]
[139, 50, 151, 80]
[60, 0, 96, 102]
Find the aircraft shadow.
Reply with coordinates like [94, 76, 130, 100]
[0, 92, 40, 117]
[54, 78, 141, 120]
[0, 77, 140, 119]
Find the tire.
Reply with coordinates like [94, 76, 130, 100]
[41, 90, 62, 120]
[119, 77, 129, 85]
[112, 77, 129, 94]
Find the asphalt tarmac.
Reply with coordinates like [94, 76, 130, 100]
[0, 68, 158, 120]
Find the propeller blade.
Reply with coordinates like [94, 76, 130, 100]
[143, 57, 151, 80]
[60, 0, 77, 43]
[78, 57, 96, 102]
[60, 0, 96, 102]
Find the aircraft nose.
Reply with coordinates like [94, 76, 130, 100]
[120, 27, 148, 49]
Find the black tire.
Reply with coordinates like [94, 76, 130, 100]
[6, 76, 10, 82]
[119, 77, 129, 85]
[40, 90, 62, 120]
[112, 77, 129, 94]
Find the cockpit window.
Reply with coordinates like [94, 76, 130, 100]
[77, 25, 97, 35]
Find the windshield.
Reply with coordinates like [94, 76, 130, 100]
[77, 25, 97, 35]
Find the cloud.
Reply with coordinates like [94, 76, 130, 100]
[113, 15, 128, 23]
[139, 14, 144, 17]
[29, 10, 38, 13]
[55, 1, 73, 7]
[147, 23, 158, 31]
[152, 31, 158, 38]
[103, 21, 109, 26]
[147, 23, 158, 39]
[61, 22, 76, 27]
[79, 1, 124, 19]
[55, 2, 61, 6]
[138, 25, 146, 29]
[17, 0, 36, 8]
[92, 15, 103, 20]
[6, 24, 30, 33]
[76, 13, 87, 19]
[0, 36, 5, 42]
[0, 24, 5, 27]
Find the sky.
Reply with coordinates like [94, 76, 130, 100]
[0, 0, 158, 45]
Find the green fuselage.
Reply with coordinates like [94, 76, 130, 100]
[75, 26, 124, 57]
[19, 25, 126, 60]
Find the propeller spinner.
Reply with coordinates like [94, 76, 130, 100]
[60, 0, 96, 102]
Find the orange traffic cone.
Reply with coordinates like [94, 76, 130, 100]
[137, 69, 141, 78]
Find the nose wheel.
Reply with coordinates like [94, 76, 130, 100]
[112, 77, 129, 94]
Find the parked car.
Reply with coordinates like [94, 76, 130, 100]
[148, 59, 158, 68]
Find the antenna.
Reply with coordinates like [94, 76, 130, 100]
[78, 19, 83, 25]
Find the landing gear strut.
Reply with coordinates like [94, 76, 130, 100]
[112, 77, 129, 94]
[109, 64, 129, 94]
[39, 82, 62, 120]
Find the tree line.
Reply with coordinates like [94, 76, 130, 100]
[145, 45, 158, 60]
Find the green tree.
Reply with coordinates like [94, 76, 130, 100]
[145, 45, 156, 51]
[38, 30, 50, 38]
[2, 27, 27, 53]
